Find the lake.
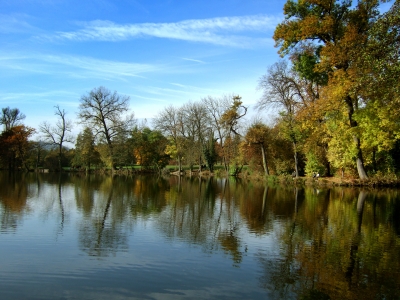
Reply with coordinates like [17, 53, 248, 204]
[0, 172, 399, 300]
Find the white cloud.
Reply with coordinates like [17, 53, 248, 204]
[41, 15, 281, 47]
[0, 53, 161, 80]
[181, 58, 206, 64]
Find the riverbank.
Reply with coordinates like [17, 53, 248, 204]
[174, 169, 400, 187]
[221, 170, 400, 187]
[26, 167, 400, 187]
[270, 175, 400, 187]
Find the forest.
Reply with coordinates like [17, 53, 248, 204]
[0, 0, 399, 182]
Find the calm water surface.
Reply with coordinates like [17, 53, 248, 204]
[0, 172, 399, 299]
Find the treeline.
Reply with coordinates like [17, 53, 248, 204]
[1, 0, 399, 180]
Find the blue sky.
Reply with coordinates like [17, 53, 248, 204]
[1, 0, 285, 135]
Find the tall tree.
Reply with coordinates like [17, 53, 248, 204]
[220, 95, 247, 174]
[39, 105, 74, 171]
[0, 107, 26, 132]
[273, 0, 394, 179]
[78, 86, 135, 171]
[220, 95, 247, 136]
[355, 2, 400, 174]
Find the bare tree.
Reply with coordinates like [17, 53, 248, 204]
[181, 101, 211, 170]
[0, 107, 26, 131]
[201, 95, 231, 171]
[77, 86, 135, 171]
[256, 60, 301, 177]
[257, 61, 299, 114]
[40, 105, 74, 171]
[153, 105, 185, 172]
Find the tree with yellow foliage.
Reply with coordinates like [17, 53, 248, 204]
[274, 0, 399, 179]
[0, 125, 35, 170]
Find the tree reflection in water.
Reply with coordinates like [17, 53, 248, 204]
[156, 176, 245, 263]
[0, 172, 30, 232]
[0, 172, 399, 299]
[257, 187, 400, 300]
[77, 176, 129, 257]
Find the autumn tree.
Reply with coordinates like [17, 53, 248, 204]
[0, 125, 35, 170]
[78, 86, 135, 171]
[73, 127, 101, 172]
[40, 105, 74, 171]
[354, 2, 400, 174]
[220, 95, 247, 136]
[220, 95, 247, 175]
[130, 126, 170, 172]
[245, 121, 271, 175]
[273, 0, 397, 179]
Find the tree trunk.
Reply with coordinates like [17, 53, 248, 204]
[346, 96, 368, 180]
[223, 156, 228, 172]
[178, 156, 182, 172]
[326, 160, 331, 177]
[58, 144, 62, 172]
[354, 136, 368, 180]
[293, 142, 299, 177]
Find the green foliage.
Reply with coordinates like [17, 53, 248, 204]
[131, 126, 170, 172]
[73, 127, 102, 170]
[304, 151, 325, 177]
[273, 158, 293, 175]
[325, 112, 358, 172]
[113, 130, 134, 168]
[44, 150, 72, 171]
[203, 132, 217, 172]
[293, 50, 328, 86]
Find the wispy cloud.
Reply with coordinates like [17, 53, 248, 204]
[181, 57, 206, 64]
[136, 82, 227, 100]
[0, 52, 161, 80]
[0, 90, 80, 110]
[41, 55, 158, 78]
[40, 15, 280, 47]
[0, 13, 39, 34]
